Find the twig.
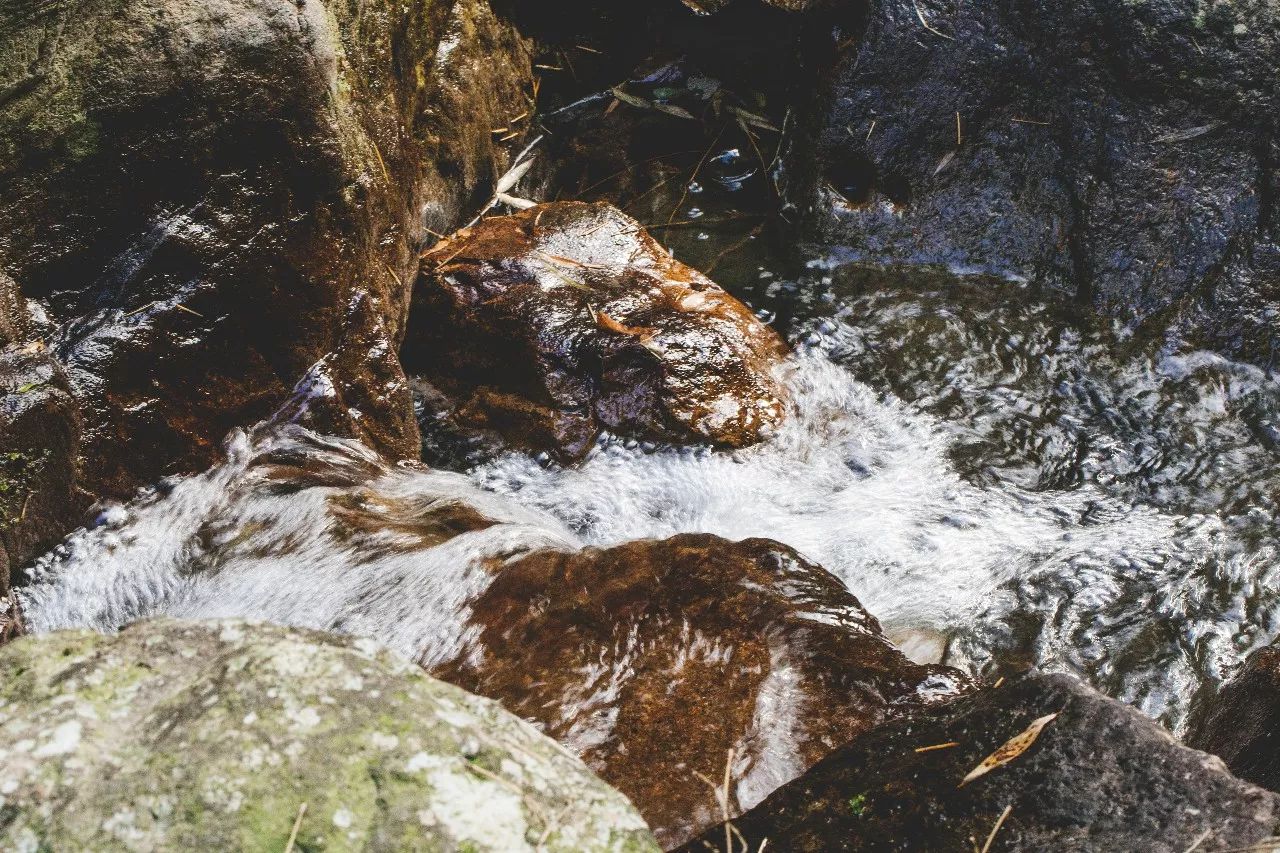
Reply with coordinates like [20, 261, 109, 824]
[980, 805, 1012, 853]
[914, 741, 960, 753]
[667, 124, 726, 225]
[913, 0, 956, 40]
[371, 137, 391, 187]
[1183, 828, 1213, 853]
[956, 111, 963, 146]
[383, 262, 404, 289]
[174, 304, 204, 318]
[866, 119, 877, 141]
[123, 301, 157, 318]
[283, 802, 307, 853]
[1011, 117, 1050, 126]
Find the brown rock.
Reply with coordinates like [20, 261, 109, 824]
[0, 344, 86, 597]
[1185, 644, 1280, 793]
[434, 533, 965, 847]
[404, 202, 790, 459]
[0, 0, 535, 499]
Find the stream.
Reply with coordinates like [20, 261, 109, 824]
[17, 72, 1280, 736]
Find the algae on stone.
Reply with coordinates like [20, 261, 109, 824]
[0, 619, 659, 852]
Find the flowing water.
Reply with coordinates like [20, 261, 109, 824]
[17, 73, 1280, 734]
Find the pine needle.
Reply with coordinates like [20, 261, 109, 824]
[283, 802, 307, 853]
[914, 741, 960, 753]
[913, 0, 956, 40]
[980, 805, 1012, 853]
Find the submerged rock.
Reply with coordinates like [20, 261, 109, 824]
[792, 0, 1280, 361]
[0, 618, 659, 852]
[1185, 644, 1280, 793]
[435, 533, 966, 847]
[0, 0, 535, 499]
[681, 672, 1280, 852]
[403, 201, 790, 459]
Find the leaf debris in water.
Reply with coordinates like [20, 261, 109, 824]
[959, 712, 1059, 787]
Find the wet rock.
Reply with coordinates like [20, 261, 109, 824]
[792, 0, 1280, 361]
[1185, 644, 1280, 793]
[0, 0, 535, 499]
[0, 272, 25, 348]
[18, 424, 966, 848]
[0, 343, 85, 596]
[403, 201, 790, 459]
[435, 533, 966, 847]
[0, 618, 659, 852]
[681, 672, 1280, 852]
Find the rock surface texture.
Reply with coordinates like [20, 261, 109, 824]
[681, 672, 1280, 852]
[0, 0, 535, 500]
[404, 202, 790, 459]
[0, 618, 659, 852]
[0, 343, 84, 595]
[1186, 643, 1280, 794]
[794, 0, 1280, 360]
[437, 533, 966, 848]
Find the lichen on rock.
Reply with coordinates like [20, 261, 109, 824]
[0, 618, 659, 852]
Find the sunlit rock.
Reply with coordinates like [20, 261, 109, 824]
[680, 672, 1280, 852]
[0, 618, 659, 852]
[404, 201, 790, 459]
[437, 533, 967, 847]
[17, 426, 964, 847]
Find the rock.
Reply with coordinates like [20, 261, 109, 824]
[18, 426, 964, 848]
[0, 272, 25, 348]
[0, 343, 85, 596]
[791, 0, 1280, 361]
[435, 533, 967, 847]
[0, 618, 660, 852]
[0, 0, 535, 499]
[680, 672, 1280, 852]
[1185, 644, 1280, 793]
[403, 201, 790, 459]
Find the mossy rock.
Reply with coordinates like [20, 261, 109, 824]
[0, 619, 659, 852]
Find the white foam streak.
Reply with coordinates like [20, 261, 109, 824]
[475, 354, 1188, 632]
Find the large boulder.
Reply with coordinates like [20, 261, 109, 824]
[0, 618, 659, 852]
[681, 672, 1280, 852]
[402, 202, 790, 459]
[0, 0, 535, 499]
[18, 426, 964, 848]
[435, 533, 966, 847]
[1185, 643, 1280, 793]
[790, 0, 1280, 360]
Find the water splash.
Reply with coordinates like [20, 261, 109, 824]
[18, 276, 1280, 730]
[20, 427, 577, 667]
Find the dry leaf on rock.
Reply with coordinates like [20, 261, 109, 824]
[960, 712, 1059, 787]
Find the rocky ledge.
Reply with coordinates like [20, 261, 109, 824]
[682, 672, 1280, 852]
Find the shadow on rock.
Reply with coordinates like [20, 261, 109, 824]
[681, 672, 1280, 852]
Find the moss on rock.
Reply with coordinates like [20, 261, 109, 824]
[0, 619, 659, 852]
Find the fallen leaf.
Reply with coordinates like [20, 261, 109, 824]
[960, 712, 1059, 787]
[597, 311, 656, 339]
